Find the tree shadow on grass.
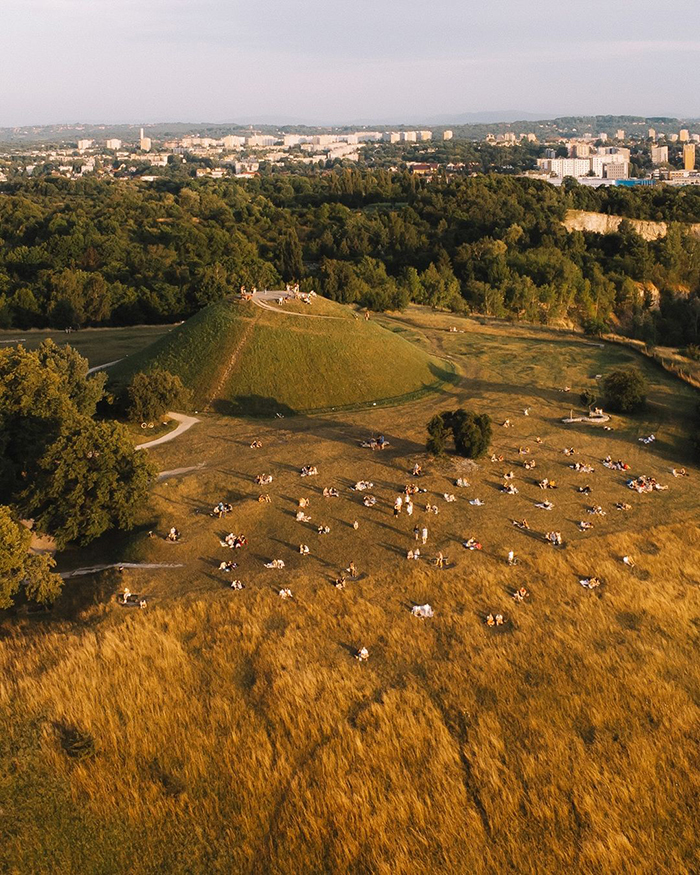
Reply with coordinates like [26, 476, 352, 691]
[212, 396, 297, 418]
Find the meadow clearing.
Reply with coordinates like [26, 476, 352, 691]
[1, 306, 699, 874]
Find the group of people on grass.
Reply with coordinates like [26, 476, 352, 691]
[143, 413, 689, 652]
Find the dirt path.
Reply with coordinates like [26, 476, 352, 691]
[60, 562, 185, 579]
[251, 290, 346, 320]
[136, 412, 200, 450]
[87, 359, 123, 375]
[205, 311, 261, 409]
[157, 462, 207, 481]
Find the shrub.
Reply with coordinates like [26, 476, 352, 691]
[580, 389, 597, 407]
[583, 317, 607, 337]
[602, 368, 648, 413]
[126, 369, 189, 423]
[427, 409, 491, 459]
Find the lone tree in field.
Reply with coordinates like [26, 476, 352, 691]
[603, 367, 648, 413]
[427, 409, 492, 459]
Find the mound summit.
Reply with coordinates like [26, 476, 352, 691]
[112, 295, 454, 416]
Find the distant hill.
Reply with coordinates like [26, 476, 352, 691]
[110, 296, 453, 416]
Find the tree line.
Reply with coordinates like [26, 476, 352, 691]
[1, 172, 699, 347]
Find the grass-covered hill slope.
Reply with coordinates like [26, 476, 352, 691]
[111, 296, 453, 415]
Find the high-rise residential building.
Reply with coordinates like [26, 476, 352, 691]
[651, 145, 669, 165]
[572, 143, 591, 158]
[683, 143, 696, 171]
[599, 132, 608, 142]
[400, 131, 417, 142]
[139, 128, 152, 152]
[604, 162, 628, 180]
[615, 129, 625, 140]
[223, 135, 245, 148]
[416, 130, 432, 141]
[679, 129, 690, 142]
[669, 133, 679, 142]
[382, 132, 400, 143]
[648, 128, 656, 140]
[77, 139, 93, 151]
[105, 138, 121, 150]
[442, 130, 453, 141]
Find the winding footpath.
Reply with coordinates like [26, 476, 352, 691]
[251, 290, 346, 320]
[136, 412, 200, 450]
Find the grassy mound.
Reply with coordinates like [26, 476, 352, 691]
[111, 297, 454, 415]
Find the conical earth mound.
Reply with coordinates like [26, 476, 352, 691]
[112, 296, 454, 416]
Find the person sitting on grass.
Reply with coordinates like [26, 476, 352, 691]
[250, 440, 262, 449]
[230, 580, 244, 590]
[299, 544, 310, 556]
[167, 527, 181, 542]
[279, 588, 293, 599]
[407, 548, 420, 560]
[296, 511, 311, 522]
[334, 576, 346, 589]
[347, 561, 357, 578]
[463, 538, 482, 551]
[219, 560, 238, 572]
[318, 525, 331, 535]
[356, 647, 369, 662]
[258, 494, 271, 503]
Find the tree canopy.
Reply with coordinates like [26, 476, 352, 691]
[0, 341, 155, 555]
[0, 174, 698, 347]
[427, 409, 492, 459]
[602, 368, 648, 413]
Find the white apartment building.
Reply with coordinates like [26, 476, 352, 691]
[416, 130, 432, 141]
[383, 132, 400, 143]
[538, 158, 592, 177]
[222, 135, 245, 149]
[77, 139, 93, 151]
[400, 131, 417, 142]
[246, 135, 277, 147]
[651, 145, 669, 165]
[442, 130, 453, 140]
[105, 138, 122, 150]
[538, 152, 629, 180]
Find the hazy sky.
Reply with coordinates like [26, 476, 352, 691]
[3, 0, 700, 125]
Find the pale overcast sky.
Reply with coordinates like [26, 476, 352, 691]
[2, 0, 700, 125]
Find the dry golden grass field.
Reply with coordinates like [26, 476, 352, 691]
[1, 307, 699, 875]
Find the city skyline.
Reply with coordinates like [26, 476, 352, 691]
[3, 0, 700, 126]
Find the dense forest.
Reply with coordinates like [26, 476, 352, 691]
[1, 172, 700, 346]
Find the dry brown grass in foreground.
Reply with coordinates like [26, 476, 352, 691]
[1, 520, 699, 874]
[1, 311, 699, 874]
